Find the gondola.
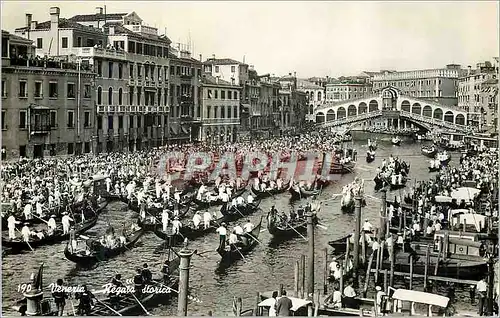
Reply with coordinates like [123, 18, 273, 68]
[153, 216, 225, 242]
[341, 197, 367, 214]
[63, 229, 144, 266]
[250, 181, 290, 199]
[217, 216, 263, 263]
[329, 161, 355, 174]
[428, 166, 441, 172]
[391, 137, 402, 146]
[2, 198, 108, 229]
[193, 188, 246, 209]
[437, 152, 451, 165]
[220, 199, 262, 222]
[2, 216, 99, 252]
[267, 210, 317, 238]
[128, 195, 194, 215]
[137, 204, 193, 231]
[421, 145, 438, 158]
[366, 151, 375, 163]
[374, 175, 408, 191]
[289, 185, 320, 201]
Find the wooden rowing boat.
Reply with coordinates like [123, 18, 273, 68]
[63, 229, 144, 266]
[421, 145, 438, 158]
[137, 204, 193, 231]
[217, 217, 263, 263]
[267, 210, 317, 238]
[152, 216, 225, 242]
[249, 181, 290, 199]
[219, 199, 262, 222]
[193, 188, 246, 209]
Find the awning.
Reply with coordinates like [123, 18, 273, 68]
[258, 297, 312, 311]
[450, 187, 481, 202]
[392, 289, 449, 308]
[31, 105, 50, 110]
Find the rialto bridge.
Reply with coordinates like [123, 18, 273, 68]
[314, 86, 469, 133]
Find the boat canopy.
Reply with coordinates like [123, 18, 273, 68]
[451, 213, 486, 232]
[435, 195, 453, 203]
[450, 187, 481, 202]
[449, 209, 473, 215]
[258, 297, 312, 311]
[392, 289, 449, 308]
[91, 174, 109, 181]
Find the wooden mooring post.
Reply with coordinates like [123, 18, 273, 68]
[307, 213, 315, 299]
[363, 252, 375, 297]
[361, 231, 366, 265]
[383, 269, 388, 294]
[301, 255, 306, 299]
[177, 248, 195, 316]
[323, 248, 328, 295]
[294, 260, 300, 297]
[254, 292, 260, 316]
[353, 196, 362, 276]
[423, 244, 430, 291]
[409, 255, 414, 290]
[379, 190, 387, 240]
[389, 243, 395, 288]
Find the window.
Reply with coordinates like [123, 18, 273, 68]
[228, 91, 232, 99]
[164, 88, 168, 106]
[221, 91, 226, 99]
[207, 106, 211, 118]
[137, 116, 141, 128]
[1, 110, 6, 129]
[129, 87, 134, 105]
[208, 89, 212, 99]
[97, 87, 103, 105]
[118, 63, 123, 79]
[67, 83, 75, 98]
[234, 91, 238, 100]
[67, 110, 74, 128]
[129, 115, 134, 128]
[107, 116, 113, 130]
[176, 66, 180, 75]
[19, 80, 27, 97]
[34, 81, 42, 98]
[129, 64, 134, 78]
[214, 106, 218, 118]
[221, 106, 225, 118]
[36, 38, 42, 49]
[137, 87, 142, 105]
[108, 87, 113, 105]
[49, 82, 58, 98]
[215, 66, 219, 73]
[231, 66, 235, 73]
[83, 111, 91, 128]
[67, 143, 74, 155]
[1, 80, 6, 97]
[97, 116, 103, 129]
[215, 90, 218, 99]
[97, 60, 102, 77]
[108, 62, 114, 78]
[83, 84, 91, 98]
[77, 37, 82, 47]
[228, 106, 232, 118]
[19, 110, 27, 129]
[137, 65, 142, 77]
[50, 110, 57, 127]
[84, 142, 90, 153]
[118, 116, 123, 129]
[62, 37, 68, 48]
[118, 88, 123, 105]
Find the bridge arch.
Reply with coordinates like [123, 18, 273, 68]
[422, 105, 432, 117]
[326, 109, 335, 121]
[401, 100, 411, 112]
[316, 112, 325, 123]
[412, 103, 421, 115]
[369, 100, 378, 112]
[433, 108, 443, 120]
[455, 114, 465, 125]
[444, 111, 454, 123]
[337, 107, 346, 119]
[348, 105, 357, 117]
[359, 102, 367, 114]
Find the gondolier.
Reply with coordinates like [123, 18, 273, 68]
[21, 223, 31, 242]
[171, 217, 182, 235]
[216, 223, 227, 250]
[52, 278, 68, 316]
[48, 215, 57, 235]
[7, 214, 16, 239]
[203, 211, 212, 229]
[192, 211, 202, 229]
[161, 209, 169, 232]
[134, 268, 144, 296]
[61, 212, 73, 235]
[75, 285, 94, 315]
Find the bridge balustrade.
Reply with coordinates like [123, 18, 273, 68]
[317, 110, 382, 128]
[399, 110, 468, 133]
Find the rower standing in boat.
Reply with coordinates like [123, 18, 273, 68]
[109, 274, 123, 309]
[233, 224, 244, 235]
[243, 220, 254, 232]
[47, 215, 57, 236]
[21, 223, 31, 242]
[52, 278, 68, 316]
[134, 268, 144, 296]
[203, 211, 212, 229]
[247, 194, 254, 205]
[161, 208, 169, 232]
[24, 201, 33, 220]
[7, 214, 16, 239]
[216, 223, 227, 250]
[192, 211, 202, 229]
[61, 212, 73, 235]
[142, 263, 152, 284]
[162, 260, 171, 283]
[171, 216, 182, 235]
[75, 285, 95, 316]
[362, 219, 373, 233]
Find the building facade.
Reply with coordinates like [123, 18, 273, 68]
[2, 30, 96, 159]
[200, 74, 240, 144]
[457, 61, 498, 129]
[257, 75, 280, 137]
[277, 73, 307, 131]
[297, 79, 325, 122]
[325, 77, 373, 103]
[371, 65, 466, 107]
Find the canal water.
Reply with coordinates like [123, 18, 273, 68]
[2, 139, 475, 315]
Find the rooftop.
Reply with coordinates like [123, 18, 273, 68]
[15, 18, 104, 34]
[204, 58, 247, 66]
[297, 79, 323, 90]
[202, 74, 234, 86]
[2, 30, 33, 45]
[69, 13, 127, 22]
[104, 22, 170, 44]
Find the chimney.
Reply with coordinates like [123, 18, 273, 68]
[212, 54, 215, 60]
[49, 7, 60, 29]
[199, 54, 202, 62]
[294, 72, 296, 77]
[96, 7, 103, 15]
[216, 76, 219, 84]
[26, 14, 32, 28]
[468, 65, 471, 76]
[30, 21, 38, 30]
[109, 25, 115, 35]
[289, 73, 292, 76]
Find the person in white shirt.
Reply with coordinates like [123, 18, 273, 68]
[203, 211, 212, 229]
[216, 223, 227, 250]
[268, 291, 279, 316]
[477, 278, 488, 315]
[7, 215, 16, 239]
[47, 215, 57, 235]
[228, 231, 239, 245]
[192, 212, 202, 229]
[426, 224, 434, 235]
[375, 286, 387, 315]
[434, 221, 442, 232]
[236, 196, 245, 206]
[329, 257, 338, 276]
[231, 198, 237, 208]
[362, 219, 373, 232]
[24, 203, 33, 220]
[161, 209, 169, 232]
[247, 194, 255, 204]
[327, 287, 342, 309]
[21, 223, 31, 242]
[243, 220, 254, 232]
[343, 281, 357, 308]
[174, 190, 181, 203]
[105, 177, 112, 193]
[220, 192, 229, 203]
[171, 217, 182, 235]
[61, 212, 73, 235]
[371, 239, 380, 252]
[233, 225, 244, 235]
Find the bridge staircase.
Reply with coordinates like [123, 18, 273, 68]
[398, 111, 468, 133]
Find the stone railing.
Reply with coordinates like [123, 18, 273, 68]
[399, 110, 468, 133]
[317, 110, 383, 128]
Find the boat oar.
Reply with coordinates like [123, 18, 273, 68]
[230, 243, 247, 262]
[283, 220, 307, 241]
[232, 205, 246, 218]
[316, 223, 328, 230]
[15, 228, 34, 251]
[130, 292, 151, 316]
[245, 233, 262, 245]
[32, 214, 49, 225]
[95, 298, 122, 316]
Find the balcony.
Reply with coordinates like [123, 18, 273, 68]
[180, 115, 202, 124]
[71, 47, 127, 61]
[180, 95, 193, 103]
[129, 79, 135, 86]
[30, 124, 50, 134]
[180, 74, 193, 81]
[202, 118, 240, 125]
[118, 105, 126, 113]
[97, 105, 105, 113]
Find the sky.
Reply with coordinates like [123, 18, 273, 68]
[1, 1, 499, 78]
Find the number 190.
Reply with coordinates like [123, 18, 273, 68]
[17, 284, 32, 293]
